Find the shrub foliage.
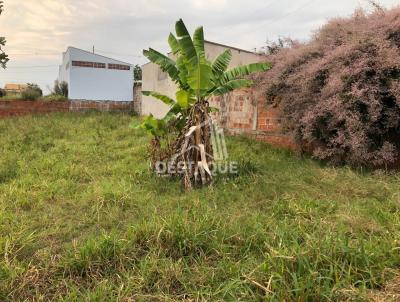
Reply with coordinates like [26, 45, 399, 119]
[257, 7, 400, 167]
[0, 1, 8, 68]
[21, 83, 43, 100]
[53, 80, 68, 98]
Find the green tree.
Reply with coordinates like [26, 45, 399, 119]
[133, 64, 142, 82]
[138, 19, 270, 190]
[53, 80, 68, 97]
[21, 83, 43, 100]
[0, 1, 9, 68]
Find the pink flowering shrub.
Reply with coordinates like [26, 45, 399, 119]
[256, 7, 400, 167]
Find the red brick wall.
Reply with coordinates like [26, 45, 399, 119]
[69, 100, 133, 112]
[1, 91, 296, 151]
[0, 100, 133, 118]
[210, 88, 297, 150]
[0, 100, 70, 118]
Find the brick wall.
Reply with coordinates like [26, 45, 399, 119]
[133, 84, 297, 150]
[0, 100, 70, 118]
[1, 88, 296, 151]
[69, 100, 133, 112]
[0, 100, 133, 118]
[210, 88, 297, 150]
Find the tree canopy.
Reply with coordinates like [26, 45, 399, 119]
[133, 64, 142, 82]
[0, 1, 9, 68]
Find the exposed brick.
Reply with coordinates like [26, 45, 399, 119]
[2, 87, 297, 152]
[0, 99, 133, 118]
[208, 88, 297, 151]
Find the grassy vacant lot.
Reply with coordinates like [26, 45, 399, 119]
[0, 112, 400, 301]
[0, 94, 67, 101]
[0, 93, 20, 100]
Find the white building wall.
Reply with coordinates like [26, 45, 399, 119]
[58, 51, 70, 84]
[141, 41, 265, 118]
[58, 47, 133, 102]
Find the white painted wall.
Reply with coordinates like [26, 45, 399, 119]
[58, 47, 133, 101]
[141, 41, 265, 118]
[58, 51, 70, 84]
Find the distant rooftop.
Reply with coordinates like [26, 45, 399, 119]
[204, 40, 264, 55]
[66, 46, 133, 66]
[4, 83, 27, 91]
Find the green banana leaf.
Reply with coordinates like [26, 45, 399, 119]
[175, 19, 197, 64]
[142, 91, 175, 106]
[168, 33, 180, 55]
[193, 27, 206, 60]
[143, 48, 180, 82]
[212, 79, 253, 96]
[139, 115, 167, 137]
[223, 62, 271, 83]
[186, 62, 213, 93]
[176, 90, 191, 109]
[137, 18, 272, 140]
[212, 49, 232, 80]
[175, 56, 190, 90]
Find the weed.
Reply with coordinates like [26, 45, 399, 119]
[0, 112, 399, 301]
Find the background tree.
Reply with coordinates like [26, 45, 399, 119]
[53, 80, 68, 97]
[133, 64, 142, 82]
[0, 1, 9, 68]
[21, 83, 43, 100]
[265, 37, 294, 55]
[138, 19, 270, 190]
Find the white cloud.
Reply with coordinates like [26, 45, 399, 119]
[0, 0, 399, 91]
[192, 0, 227, 9]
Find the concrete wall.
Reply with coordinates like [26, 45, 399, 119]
[58, 47, 133, 102]
[141, 41, 264, 118]
[133, 82, 142, 115]
[142, 61, 177, 118]
[204, 41, 265, 67]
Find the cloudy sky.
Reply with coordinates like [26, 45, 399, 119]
[0, 0, 399, 92]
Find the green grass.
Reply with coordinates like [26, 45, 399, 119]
[0, 112, 400, 301]
[0, 93, 22, 100]
[0, 94, 67, 101]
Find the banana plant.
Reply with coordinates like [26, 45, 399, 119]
[137, 19, 270, 189]
[138, 19, 271, 135]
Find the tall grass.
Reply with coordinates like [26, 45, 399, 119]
[0, 112, 399, 301]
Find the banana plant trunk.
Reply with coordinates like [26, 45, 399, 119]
[176, 100, 214, 191]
